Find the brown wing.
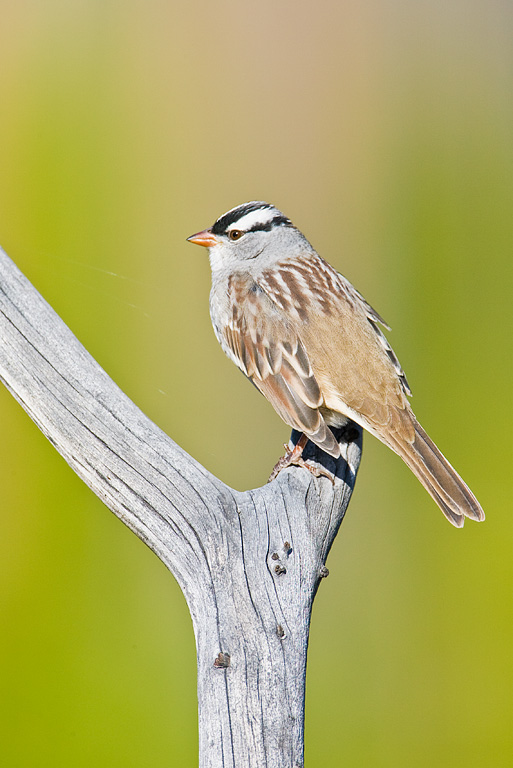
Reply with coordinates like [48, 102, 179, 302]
[256, 254, 414, 438]
[222, 275, 340, 457]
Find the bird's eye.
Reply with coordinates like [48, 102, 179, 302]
[228, 229, 243, 241]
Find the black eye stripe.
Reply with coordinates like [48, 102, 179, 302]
[246, 216, 291, 234]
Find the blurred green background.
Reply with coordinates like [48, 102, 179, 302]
[0, 1, 511, 765]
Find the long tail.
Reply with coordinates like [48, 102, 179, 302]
[388, 420, 485, 527]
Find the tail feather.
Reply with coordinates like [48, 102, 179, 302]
[388, 420, 485, 527]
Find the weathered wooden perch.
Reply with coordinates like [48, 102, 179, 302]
[0, 246, 362, 768]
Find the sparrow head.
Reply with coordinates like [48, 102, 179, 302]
[187, 201, 308, 272]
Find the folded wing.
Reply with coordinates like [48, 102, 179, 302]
[222, 275, 340, 457]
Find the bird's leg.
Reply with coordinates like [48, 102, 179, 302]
[268, 433, 335, 483]
[268, 433, 309, 482]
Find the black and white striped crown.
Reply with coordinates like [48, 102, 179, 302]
[211, 202, 292, 236]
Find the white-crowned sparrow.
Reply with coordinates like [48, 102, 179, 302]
[188, 201, 484, 527]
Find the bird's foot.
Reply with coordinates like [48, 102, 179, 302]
[268, 434, 335, 484]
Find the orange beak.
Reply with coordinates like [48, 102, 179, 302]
[186, 228, 219, 248]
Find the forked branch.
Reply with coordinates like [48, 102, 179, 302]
[0, 247, 361, 768]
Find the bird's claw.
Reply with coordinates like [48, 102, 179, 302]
[268, 437, 335, 484]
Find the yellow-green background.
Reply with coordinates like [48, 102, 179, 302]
[0, 1, 511, 765]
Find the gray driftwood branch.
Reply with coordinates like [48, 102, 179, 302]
[0, 247, 362, 768]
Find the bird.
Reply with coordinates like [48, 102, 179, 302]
[187, 201, 484, 527]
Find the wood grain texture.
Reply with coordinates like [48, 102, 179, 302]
[0, 247, 362, 768]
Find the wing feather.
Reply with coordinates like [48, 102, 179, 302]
[221, 274, 339, 457]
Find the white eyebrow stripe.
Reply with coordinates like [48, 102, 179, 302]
[227, 207, 280, 232]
